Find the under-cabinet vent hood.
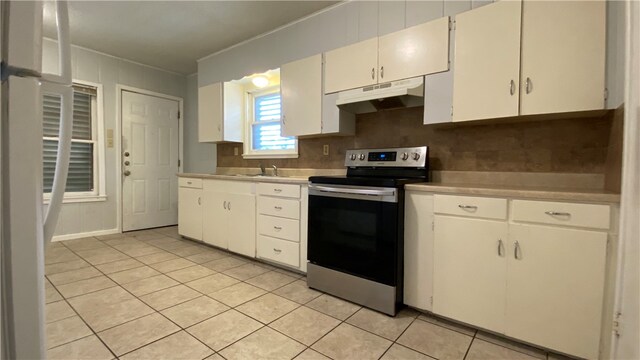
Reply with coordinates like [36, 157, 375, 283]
[335, 76, 424, 114]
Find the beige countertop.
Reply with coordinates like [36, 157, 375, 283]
[405, 182, 620, 203]
[178, 172, 310, 185]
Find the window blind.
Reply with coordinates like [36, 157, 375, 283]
[43, 88, 95, 193]
[252, 93, 295, 151]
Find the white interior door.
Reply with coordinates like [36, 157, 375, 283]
[122, 91, 179, 231]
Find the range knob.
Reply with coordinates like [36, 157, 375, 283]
[359, 153, 366, 161]
[350, 153, 357, 160]
[412, 152, 421, 161]
[401, 152, 409, 161]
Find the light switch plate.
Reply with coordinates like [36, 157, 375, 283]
[234, 147, 239, 156]
[323, 144, 329, 156]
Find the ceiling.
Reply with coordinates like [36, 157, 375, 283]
[43, 1, 339, 75]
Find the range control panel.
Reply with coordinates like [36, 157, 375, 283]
[344, 146, 428, 168]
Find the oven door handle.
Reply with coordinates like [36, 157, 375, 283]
[309, 184, 396, 197]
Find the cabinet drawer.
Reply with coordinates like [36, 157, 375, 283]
[511, 200, 610, 230]
[257, 183, 300, 198]
[258, 196, 300, 219]
[258, 215, 300, 242]
[257, 235, 300, 268]
[179, 177, 202, 189]
[434, 194, 507, 220]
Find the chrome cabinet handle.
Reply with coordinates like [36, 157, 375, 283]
[380, 66, 384, 79]
[227, 202, 231, 211]
[371, 67, 375, 80]
[545, 211, 570, 217]
[510, 80, 515, 95]
[273, 226, 282, 231]
[514, 241, 521, 260]
[187, 181, 192, 185]
[498, 239, 504, 257]
[525, 77, 532, 94]
[274, 206, 282, 210]
[458, 205, 478, 210]
[273, 188, 282, 193]
[223, 201, 227, 210]
[273, 248, 282, 254]
[198, 197, 201, 205]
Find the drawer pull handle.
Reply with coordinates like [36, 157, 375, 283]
[545, 211, 570, 217]
[223, 201, 227, 210]
[497, 239, 504, 257]
[273, 248, 282, 254]
[274, 206, 282, 210]
[228, 202, 231, 211]
[273, 226, 282, 231]
[514, 241, 522, 260]
[458, 205, 478, 210]
[198, 197, 201, 205]
[274, 188, 283, 193]
[187, 181, 192, 185]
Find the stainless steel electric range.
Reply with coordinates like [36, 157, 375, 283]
[307, 146, 429, 316]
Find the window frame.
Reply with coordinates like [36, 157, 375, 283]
[242, 86, 298, 159]
[43, 79, 107, 204]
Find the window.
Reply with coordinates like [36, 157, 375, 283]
[43, 82, 106, 201]
[244, 87, 297, 158]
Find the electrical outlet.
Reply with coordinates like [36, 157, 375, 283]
[323, 144, 329, 156]
[234, 147, 239, 156]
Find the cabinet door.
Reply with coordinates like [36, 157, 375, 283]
[451, 0, 521, 122]
[198, 83, 223, 142]
[378, 17, 450, 83]
[403, 192, 434, 311]
[227, 193, 256, 258]
[520, 1, 605, 115]
[281, 54, 322, 137]
[202, 190, 228, 249]
[433, 215, 508, 333]
[506, 224, 607, 359]
[178, 187, 202, 240]
[222, 82, 244, 142]
[324, 37, 378, 94]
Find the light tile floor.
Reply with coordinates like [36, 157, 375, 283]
[45, 226, 573, 360]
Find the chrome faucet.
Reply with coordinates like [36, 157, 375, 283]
[272, 165, 278, 177]
[259, 162, 265, 176]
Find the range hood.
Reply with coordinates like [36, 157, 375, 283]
[335, 76, 424, 114]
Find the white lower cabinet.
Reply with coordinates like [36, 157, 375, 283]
[178, 178, 203, 240]
[406, 192, 613, 359]
[506, 224, 607, 359]
[433, 215, 508, 333]
[256, 183, 307, 271]
[202, 180, 256, 258]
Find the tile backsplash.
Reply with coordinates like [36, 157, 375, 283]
[217, 107, 619, 176]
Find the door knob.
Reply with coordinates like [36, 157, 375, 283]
[124, 160, 130, 166]
[124, 152, 130, 157]
[123, 170, 131, 176]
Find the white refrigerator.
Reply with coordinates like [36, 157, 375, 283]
[1, 1, 73, 358]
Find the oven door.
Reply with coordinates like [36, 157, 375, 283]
[307, 184, 400, 286]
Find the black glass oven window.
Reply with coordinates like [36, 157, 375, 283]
[308, 194, 399, 286]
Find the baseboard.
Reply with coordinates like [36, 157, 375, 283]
[52, 228, 120, 242]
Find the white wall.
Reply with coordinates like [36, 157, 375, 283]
[43, 39, 188, 237]
[184, 74, 216, 174]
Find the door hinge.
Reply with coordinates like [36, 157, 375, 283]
[604, 88, 609, 103]
[613, 312, 622, 337]
[178, 159, 181, 167]
[430, 296, 433, 306]
[432, 221, 435, 231]
[177, 110, 181, 119]
[450, 106, 454, 117]
[451, 20, 456, 31]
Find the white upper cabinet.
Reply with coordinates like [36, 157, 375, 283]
[452, 0, 522, 121]
[378, 17, 450, 84]
[324, 37, 379, 94]
[325, 17, 450, 94]
[198, 82, 244, 143]
[519, 0, 606, 115]
[281, 54, 355, 137]
[452, 0, 606, 122]
[281, 54, 322, 137]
